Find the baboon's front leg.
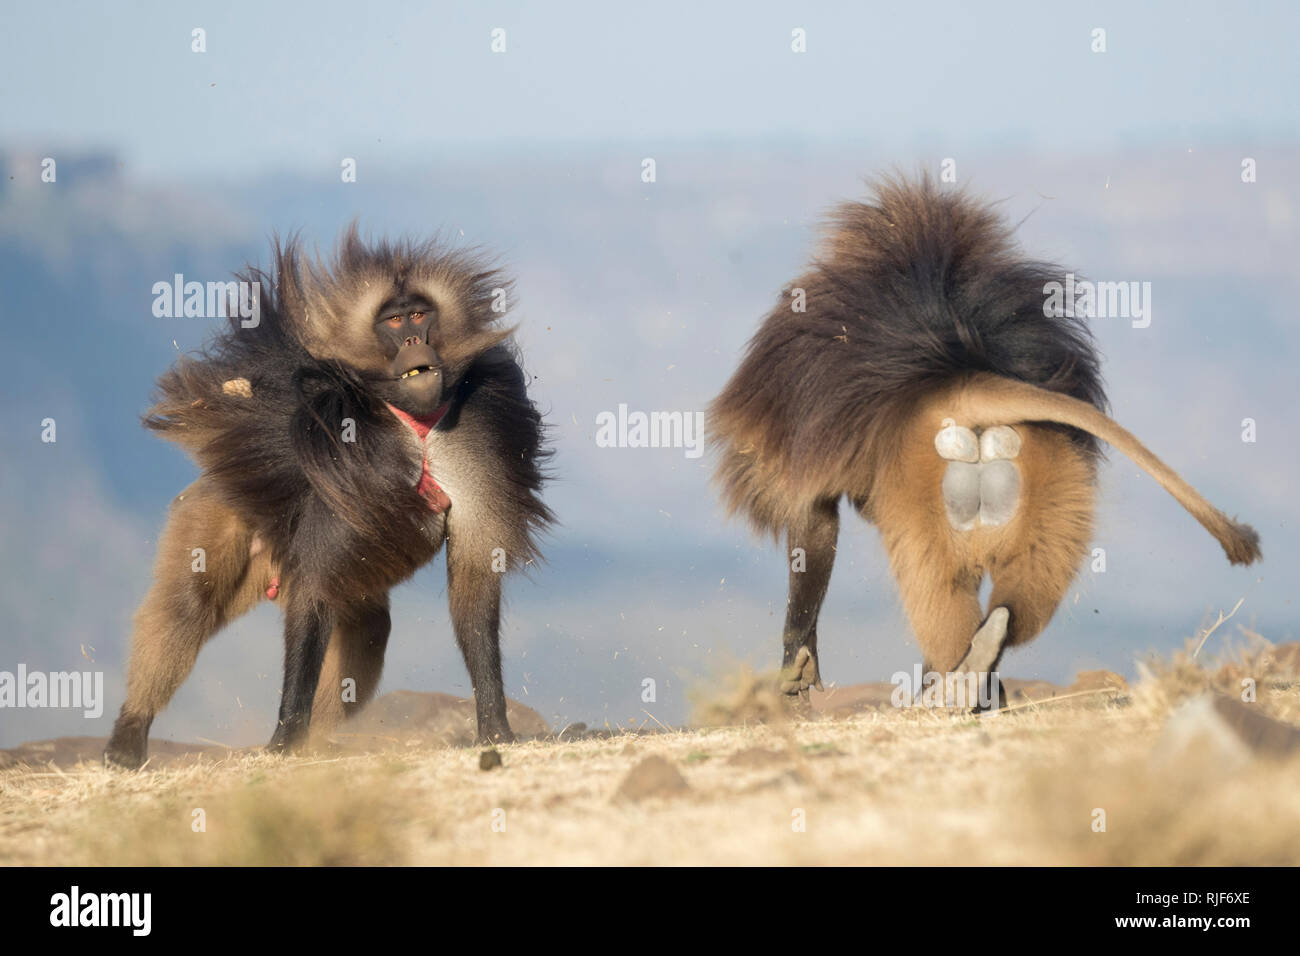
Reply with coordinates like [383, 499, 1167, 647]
[780, 496, 839, 697]
[267, 595, 333, 753]
[446, 534, 514, 744]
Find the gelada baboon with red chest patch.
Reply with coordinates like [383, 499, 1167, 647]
[105, 230, 551, 768]
[709, 176, 1260, 708]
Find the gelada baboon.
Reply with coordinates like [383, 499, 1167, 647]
[105, 230, 551, 768]
[709, 176, 1260, 708]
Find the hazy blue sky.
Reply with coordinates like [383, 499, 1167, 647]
[1, 2, 1297, 748]
[4, 1, 1299, 174]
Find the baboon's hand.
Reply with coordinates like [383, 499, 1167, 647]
[780, 645, 824, 696]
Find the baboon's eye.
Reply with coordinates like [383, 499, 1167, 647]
[384, 315, 403, 328]
[410, 312, 426, 323]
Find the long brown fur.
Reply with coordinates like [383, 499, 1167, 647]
[709, 175, 1260, 692]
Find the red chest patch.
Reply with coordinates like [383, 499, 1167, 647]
[386, 402, 452, 513]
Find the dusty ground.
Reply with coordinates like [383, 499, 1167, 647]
[2, 639, 1299, 866]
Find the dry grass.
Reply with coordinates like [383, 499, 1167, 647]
[3, 637, 1299, 866]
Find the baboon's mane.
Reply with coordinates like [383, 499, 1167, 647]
[709, 174, 1107, 534]
[143, 235, 549, 593]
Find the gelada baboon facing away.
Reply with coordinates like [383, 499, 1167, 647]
[105, 230, 551, 768]
[709, 176, 1260, 709]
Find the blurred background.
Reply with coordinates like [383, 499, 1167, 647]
[1, 1, 1296, 747]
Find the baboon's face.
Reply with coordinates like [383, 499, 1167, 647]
[296, 241, 511, 418]
[368, 291, 446, 417]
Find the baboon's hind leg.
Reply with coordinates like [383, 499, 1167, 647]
[881, 528, 1009, 711]
[987, 528, 1090, 653]
[308, 597, 392, 742]
[779, 496, 839, 698]
[986, 427, 1095, 653]
[104, 481, 267, 769]
[967, 531, 1083, 714]
[884, 530, 986, 676]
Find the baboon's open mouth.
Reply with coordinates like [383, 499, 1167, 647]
[399, 366, 437, 380]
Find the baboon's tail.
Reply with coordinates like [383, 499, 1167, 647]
[958, 373, 1261, 565]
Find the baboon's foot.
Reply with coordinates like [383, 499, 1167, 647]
[780, 645, 824, 696]
[985, 678, 1010, 714]
[104, 713, 152, 771]
[959, 607, 1010, 714]
[935, 422, 1022, 531]
[961, 607, 1009, 675]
